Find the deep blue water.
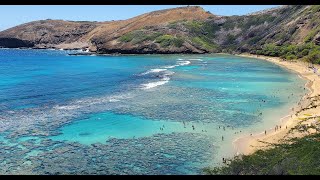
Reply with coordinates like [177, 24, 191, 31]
[0, 49, 307, 174]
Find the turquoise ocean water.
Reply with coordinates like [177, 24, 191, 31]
[0, 49, 307, 174]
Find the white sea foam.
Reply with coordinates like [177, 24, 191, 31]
[141, 58, 191, 76]
[140, 69, 175, 90]
[150, 68, 167, 73]
[109, 98, 121, 102]
[163, 71, 175, 76]
[164, 65, 177, 69]
[188, 58, 203, 61]
[85, 93, 132, 105]
[177, 61, 191, 66]
[141, 77, 170, 90]
[139, 59, 191, 90]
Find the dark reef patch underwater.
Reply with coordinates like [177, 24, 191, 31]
[0, 49, 307, 174]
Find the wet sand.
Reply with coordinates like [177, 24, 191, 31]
[233, 53, 320, 155]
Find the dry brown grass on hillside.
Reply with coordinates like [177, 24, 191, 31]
[85, 6, 214, 41]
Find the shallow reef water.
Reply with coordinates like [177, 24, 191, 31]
[0, 49, 307, 174]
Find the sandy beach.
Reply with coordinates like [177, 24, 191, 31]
[233, 53, 320, 155]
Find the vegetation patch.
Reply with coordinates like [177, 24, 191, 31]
[191, 36, 218, 51]
[155, 34, 184, 48]
[240, 14, 276, 30]
[311, 5, 320, 13]
[119, 31, 163, 44]
[184, 20, 220, 38]
[304, 26, 320, 43]
[204, 132, 320, 175]
[119, 32, 135, 42]
[254, 43, 320, 64]
[225, 34, 237, 45]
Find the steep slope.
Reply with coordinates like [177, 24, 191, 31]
[0, 5, 320, 60]
[0, 20, 97, 49]
[106, 5, 302, 54]
[107, 5, 320, 63]
[0, 6, 214, 52]
[86, 6, 215, 53]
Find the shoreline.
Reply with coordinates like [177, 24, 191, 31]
[2, 47, 319, 156]
[233, 53, 320, 155]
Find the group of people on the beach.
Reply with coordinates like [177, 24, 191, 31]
[274, 125, 281, 132]
[262, 124, 287, 136]
[308, 65, 320, 77]
[260, 77, 311, 137]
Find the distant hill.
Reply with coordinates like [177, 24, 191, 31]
[1, 5, 320, 62]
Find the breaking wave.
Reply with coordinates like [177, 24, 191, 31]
[139, 59, 192, 90]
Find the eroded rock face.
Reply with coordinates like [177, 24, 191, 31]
[0, 38, 34, 48]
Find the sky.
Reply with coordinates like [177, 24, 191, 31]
[0, 5, 279, 31]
